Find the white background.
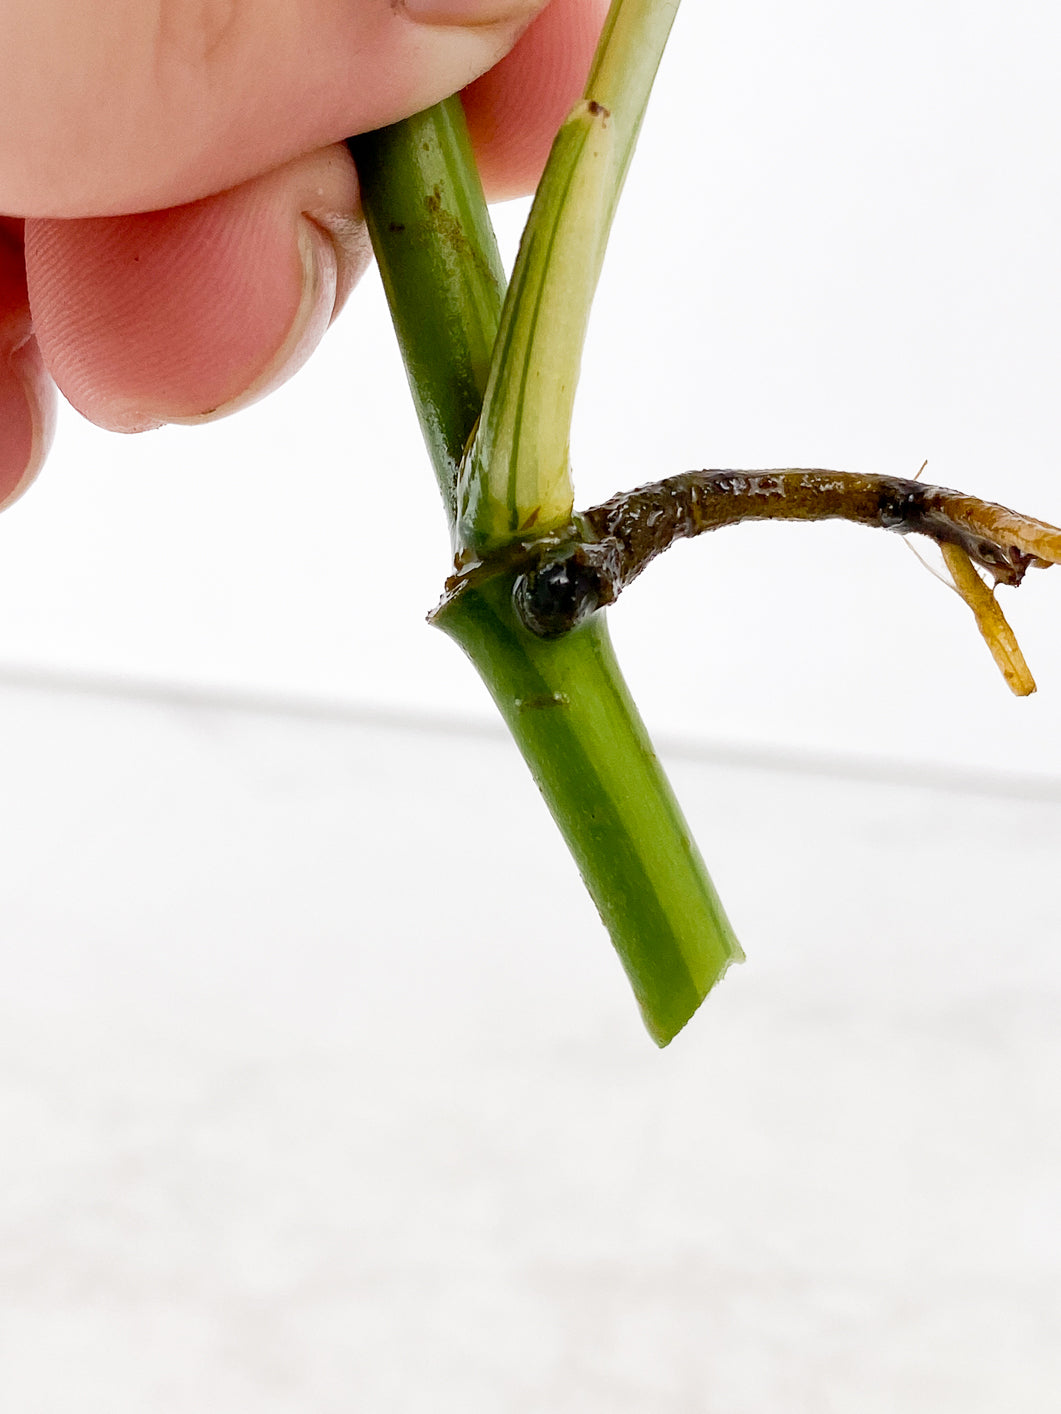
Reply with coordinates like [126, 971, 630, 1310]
[2, 2, 1060, 1409]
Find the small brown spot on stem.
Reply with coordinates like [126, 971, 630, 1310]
[515, 693, 570, 711]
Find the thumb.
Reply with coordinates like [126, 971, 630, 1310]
[1, 0, 546, 219]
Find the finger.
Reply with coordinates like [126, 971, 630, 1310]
[462, 0, 611, 199]
[24, 146, 369, 432]
[21, 0, 606, 438]
[2, 0, 549, 218]
[0, 220, 56, 506]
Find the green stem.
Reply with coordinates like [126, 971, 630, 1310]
[433, 576, 742, 1046]
[349, 6, 743, 1043]
[347, 99, 505, 522]
[456, 99, 611, 551]
[585, 0, 681, 212]
[457, 0, 682, 552]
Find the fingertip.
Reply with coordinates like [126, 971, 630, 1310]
[3, 0, 555, 218]
[25, 145, 368, 433]
[462, 0, 610, 199]
[0, 224, 56, 510]
[0, 333, 57, 510]
[163, 209, 363, 427]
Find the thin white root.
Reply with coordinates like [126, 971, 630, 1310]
[904, 537, 959, 593]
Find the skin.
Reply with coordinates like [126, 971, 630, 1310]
[0, 0, 607, 507]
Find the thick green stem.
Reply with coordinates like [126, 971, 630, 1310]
[434, 576, 742, 1045]
[349, 6, 743, 1042]
[347, 99, 505, 522]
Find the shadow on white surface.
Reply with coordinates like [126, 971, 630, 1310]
[1, 676, 1058, 1412]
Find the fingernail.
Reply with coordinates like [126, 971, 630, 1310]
[401, 0, 540, 27]
[303, 209, 372, 324]
[0, 332, 57, 511]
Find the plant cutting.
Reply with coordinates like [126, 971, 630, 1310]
[349, 0, 1061, 1045]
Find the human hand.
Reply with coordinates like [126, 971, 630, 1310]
[0, 0, 606, 507]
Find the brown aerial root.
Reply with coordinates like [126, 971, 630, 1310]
[506, 470, 1061, 695]
[572, 470, 1061, 591]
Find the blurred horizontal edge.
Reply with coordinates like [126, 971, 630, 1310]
[0, 661, 1058, 805]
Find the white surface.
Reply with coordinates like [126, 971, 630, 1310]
[1, 0, 1061, 776]
[1, 678, 1059, 1411]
